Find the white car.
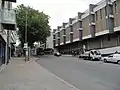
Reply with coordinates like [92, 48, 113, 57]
[103, 53, 120, 64]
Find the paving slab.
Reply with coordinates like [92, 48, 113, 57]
[0, 57, 79, 90]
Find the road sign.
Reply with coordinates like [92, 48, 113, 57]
[24, 43, 28, 49]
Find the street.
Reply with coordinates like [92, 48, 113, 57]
[36, 55, 120, 90]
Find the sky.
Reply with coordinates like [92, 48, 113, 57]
[13, 0, 100, 30]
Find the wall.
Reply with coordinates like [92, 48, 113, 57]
[102, 34, 118, 48]
[73, 22, 79, 40]
[66, 26, 70, 42]
[87, 37, 101, 50]
[60, 30, 63, 44]
[95, 7, 107, 33]
[82, 16, 90, 37]
[113, 0, 120, 28]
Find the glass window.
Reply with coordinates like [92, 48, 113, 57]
[94, 51, 101, 55]
[91, 51, 94, 55]
[105, 6, 107, 16]
[95, 12, 98, 21]
[100, 9, 102, 19]
[115, 1, 117, 13]
[8, 2, 11, 9]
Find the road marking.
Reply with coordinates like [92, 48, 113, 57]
[42, 67, 81, 90]
[55, 75, 80, 90]
[36, 61, 80, 90]
[0, 64, 6, 73]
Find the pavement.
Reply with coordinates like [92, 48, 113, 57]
[0, 57, 79, 90]
[36, 55, 120, 90]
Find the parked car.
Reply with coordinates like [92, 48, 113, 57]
[54, 52, 61, 56]
[103, 53, 120, 64]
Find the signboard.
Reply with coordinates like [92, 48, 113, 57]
[23, 43, 28, 49]
[26, 51, 28, 56]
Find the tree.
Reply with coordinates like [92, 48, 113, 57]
[16, 4, 51, 47]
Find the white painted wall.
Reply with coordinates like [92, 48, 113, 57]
[98, 46, 120, 54]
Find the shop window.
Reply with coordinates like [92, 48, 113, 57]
[100, 9, 102, 19]
[95, 12, 98, 21]
[105, 6, 107, 16]
[108, 35, 111, 41]
[114, 1, 117, 13]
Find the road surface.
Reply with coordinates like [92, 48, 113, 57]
[36, 55, 120, 90]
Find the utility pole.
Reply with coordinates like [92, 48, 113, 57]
[25, 10, 28, 61]
[25, 10, 27, 44]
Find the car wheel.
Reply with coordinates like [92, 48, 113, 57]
[117, 60, 120, 65]
[83, 57, 86, 60]
[90, 57, 94, 61]
[104, 59, 107, 63]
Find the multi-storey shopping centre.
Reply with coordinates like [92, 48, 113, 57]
[53, 0, 120, 55]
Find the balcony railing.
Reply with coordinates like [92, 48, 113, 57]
[3, 0, 16, 2]
[1, 9, 16, 25]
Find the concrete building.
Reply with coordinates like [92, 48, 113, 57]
[53, 0, 120, 55]
[0, 0, 16, 66]
[46, 32, 53, 49]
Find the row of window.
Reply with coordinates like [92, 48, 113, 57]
[95, 1, 117, 21]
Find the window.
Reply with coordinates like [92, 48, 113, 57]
[108, 35, 111, 41]
[105, 6, 107, 16]
[114, 1, 117, 13]
[108, 55, 113, 57]
[53, 35, 55, 39]
[100, 9, 102, 19]
[2, 0, 4, 8]
[8, 2, 11, 9]
[95, 12, 98, 21]
[58, 32, 60, 37]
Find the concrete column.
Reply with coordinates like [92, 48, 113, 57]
[100, 38, 103, 48]
[63, 23, 67, 44]
[5, 42, 7, 64]
[0, 41, 3, 64]
[87, 41, 90, 50]
[6, 30, 10, 64]
[57, 26, 61, 46]
[117, 35, 120, 45]
[69, 18, 73, 43]
[106, 0, 114, 33]
[78, 12, 83, 41]
[0, 40, 2, 65]
[53, 29, 57, 48]
[89, 4, 96, 37]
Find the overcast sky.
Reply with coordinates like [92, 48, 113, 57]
[13, 0, 100, 30]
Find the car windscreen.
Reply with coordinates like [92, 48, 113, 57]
[94, 51, 101, 55]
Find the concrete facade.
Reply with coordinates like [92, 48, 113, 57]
[46, 32, 53, 49]
[53, 0, 120, 55]
[0, 0, 16, 66]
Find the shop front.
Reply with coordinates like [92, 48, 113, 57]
[0, 35, 6, 66]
